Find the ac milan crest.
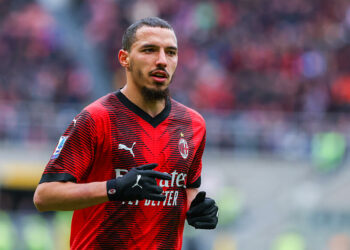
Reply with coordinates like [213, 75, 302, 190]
[178, 135, 189, 159]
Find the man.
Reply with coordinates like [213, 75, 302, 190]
[34, 17, 218, 249]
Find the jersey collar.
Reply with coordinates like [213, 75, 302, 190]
[115, 90, 171, 128]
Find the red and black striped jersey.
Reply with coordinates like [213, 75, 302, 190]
[39, 90, 206, 250]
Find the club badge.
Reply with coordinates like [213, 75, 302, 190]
[178, 132, 189, 159]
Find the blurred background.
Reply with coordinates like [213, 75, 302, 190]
[1, 0, 350, 249]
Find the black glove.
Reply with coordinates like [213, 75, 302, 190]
[107, 163, 171, 201]
[187, 191, 218, 229]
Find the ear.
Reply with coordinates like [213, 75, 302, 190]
[118, 49, 129, 68]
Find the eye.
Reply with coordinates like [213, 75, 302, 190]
[167, 50, 177, 56]
[143, 48, 155, 53]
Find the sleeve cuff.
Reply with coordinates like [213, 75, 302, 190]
[187, 176, 201, 188]
[39, 173, 77, 184]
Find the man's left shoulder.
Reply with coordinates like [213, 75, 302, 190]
[170, 99, 206, 126]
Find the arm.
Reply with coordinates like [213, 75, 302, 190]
[33, 181, 108, 212]
[186, 188, 198, 210]
[34, 163, 171, 212]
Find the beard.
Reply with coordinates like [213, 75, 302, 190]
[141, 85, 169, 102]
[128, 61, 171, 102]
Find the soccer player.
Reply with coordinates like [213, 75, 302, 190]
[33, 17, 218, 249]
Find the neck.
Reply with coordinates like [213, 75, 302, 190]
[120, 85, 166, 118]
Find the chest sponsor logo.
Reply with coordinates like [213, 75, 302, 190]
[178, 134, 189, 159]
[114, 169, 187, 207]
[118, 142, 136, 157]
[51, 136, 69, 159]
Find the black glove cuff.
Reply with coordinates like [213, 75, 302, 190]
[107, 179, 119, 201]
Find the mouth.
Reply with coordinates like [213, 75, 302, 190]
[149, 70, 169, 83]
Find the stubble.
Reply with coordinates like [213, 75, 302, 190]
[129, 61, 171, 102]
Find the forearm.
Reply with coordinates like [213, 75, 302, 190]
[34, 181, 108, 212]
[186, 188, 198, 210]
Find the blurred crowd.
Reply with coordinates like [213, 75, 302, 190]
[80, 0, 350, 113]
[0, 0, 92, 142]
[0, 2, 92, 104]
[1, 0, 350, 145]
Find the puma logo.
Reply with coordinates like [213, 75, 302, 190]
[118, 142, 136, 157]
[73, 116, 80, 127]
[132, 174, 142, 189]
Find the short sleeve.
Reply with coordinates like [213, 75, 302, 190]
[39, 110, 96, 184]
[186, 130, 206, 188]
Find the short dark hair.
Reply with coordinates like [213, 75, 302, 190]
[122, 17, 174, 52]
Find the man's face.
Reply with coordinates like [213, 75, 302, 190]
[126, 26, 178, 100]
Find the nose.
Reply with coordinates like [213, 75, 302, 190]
[156, 50, 167, 68]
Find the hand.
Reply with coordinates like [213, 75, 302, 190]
[187, 191, 218, 229]
[107, 163, 171, 201]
